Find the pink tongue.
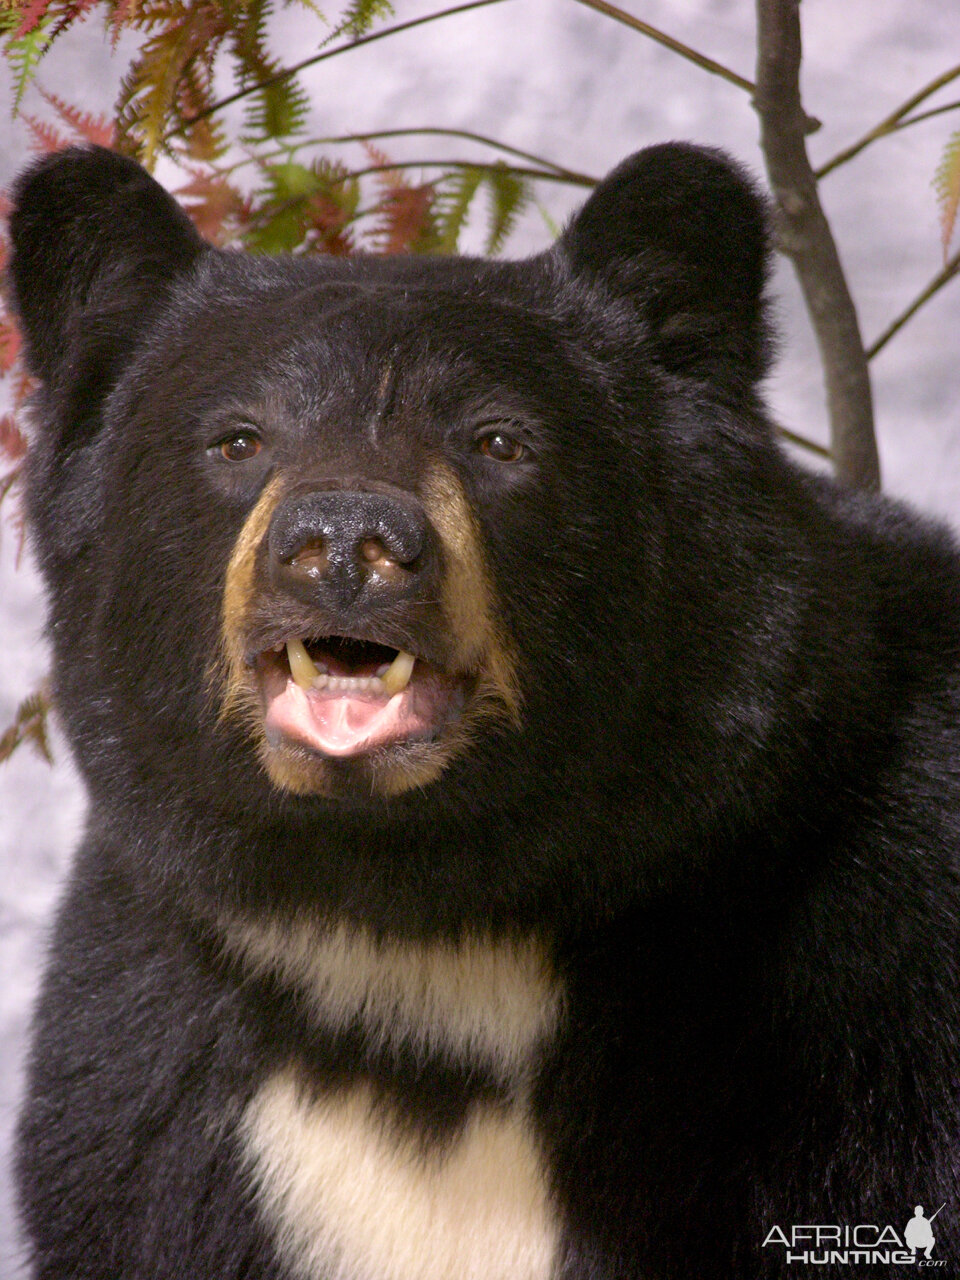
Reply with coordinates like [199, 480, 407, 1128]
[266, 679, 419, 758]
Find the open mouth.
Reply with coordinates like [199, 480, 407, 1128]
[255, 635, 470, 760]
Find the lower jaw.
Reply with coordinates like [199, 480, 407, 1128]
[258, 730, 461, 800]
[253, 671, 472, 797]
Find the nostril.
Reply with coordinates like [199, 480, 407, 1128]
[360, 536, 387, 564]
[288, 537, 329, 576]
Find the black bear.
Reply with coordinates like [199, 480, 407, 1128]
[9, 142, 960, 1279]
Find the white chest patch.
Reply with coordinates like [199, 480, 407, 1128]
[242, 1069, 560, 1280]
[222, 918, 564, 1084]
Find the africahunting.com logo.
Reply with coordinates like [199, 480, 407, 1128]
[763, 1204, 947, 1266]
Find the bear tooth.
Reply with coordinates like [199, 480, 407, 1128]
[312, 673, 329, 690]
[287, 638, 318, 691]
[380, 650, 416, 695]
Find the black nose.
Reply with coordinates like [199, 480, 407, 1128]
[267, 488, 429, 606]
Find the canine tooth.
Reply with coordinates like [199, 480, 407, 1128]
[287, 638, 318, 690]
[380, 650, 415, 695]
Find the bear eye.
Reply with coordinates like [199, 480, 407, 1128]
[214, 430, 262, 463]
[476, 428, 525, 463]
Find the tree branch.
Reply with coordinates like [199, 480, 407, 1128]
[280, 127, 588, 180]
[866, 247, 960, 361]
[816, 63, 960, 180]
[754, 0, 879, 490]
[325, 158, 597, 188]
[570, 0, 754, 93]
[169, 0, 511, 139]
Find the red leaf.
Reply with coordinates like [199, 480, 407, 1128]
[0, 414, 28, 464]
[38, 87, 115, 147]
[14, 0, 54, 38]
[377, 184, 435, 254]
[109, 0, 139, 46]
[23, 112, 71, 154]
[305, 191, 355, 256]
[175, 169, 248, 244]
[361, 142, 436, 254]
[11, 366, 38, 407]
[0, 319, 23, 374]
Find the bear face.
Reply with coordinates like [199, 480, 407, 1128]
[10, 143, 784, 935]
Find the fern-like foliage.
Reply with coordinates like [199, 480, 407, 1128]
[245, 157, 359, 254]
[0, 688, 53, 764]
[364, 143, 440, 253]
[481, 162, 529, 254]
[934, 129, 960, 261]
[335, 0, 393, 40]
[1, 9, 56, 113]
[39, 86, 114, 143]
[434, 163, 530, 255]
[175, 167, 250, 244]
[233, 0, 310, 146]
[434, 166, 485, 253]
[114, 1, 231, 167]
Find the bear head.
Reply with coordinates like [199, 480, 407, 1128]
[8, 143, 778, 932]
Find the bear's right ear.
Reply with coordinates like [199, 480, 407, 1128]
[8, 145, 206, 390]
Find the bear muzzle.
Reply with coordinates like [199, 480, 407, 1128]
[216, 463, 521, 796]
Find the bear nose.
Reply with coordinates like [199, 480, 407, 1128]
[267, 488, 428, 607]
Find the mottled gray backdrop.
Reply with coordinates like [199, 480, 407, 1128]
[2, 0, 960, 1271]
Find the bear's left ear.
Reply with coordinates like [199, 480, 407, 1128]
[558, 143, 772, 389]
[9, 145, 206, 400]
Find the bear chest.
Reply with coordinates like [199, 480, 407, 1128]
[229, 919, 565, 1280]
[242, 1070, 559, 1280]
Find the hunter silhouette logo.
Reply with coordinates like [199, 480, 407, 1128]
[762, 1203, 948, 1266]
[904, 1204, 945, 1260]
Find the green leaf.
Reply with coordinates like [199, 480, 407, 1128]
[484, 163, 529, 256]
[267, 160, 323, 199]
[336, 0, 393, 39]
[535, 201, 561, 241]
[4, 11, 56, 115]
[242, 76, 310, 143]
[435, 166, 485, 254]
[245, 203, 311, 254]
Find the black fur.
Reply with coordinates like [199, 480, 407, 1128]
[10, 142, 960, 1278]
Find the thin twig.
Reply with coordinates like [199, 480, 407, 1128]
[278, 127, 585, 179]
[328, 159, 597, 188]
[168, 0, 511, 140]
[777, 425, 831, 460]
[816, 63, 960, 179]
[570, 0, 754, 93]
[754, 0, 880, 490]
[866, 248, 960, 361]
[891, 99, 960, 132]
